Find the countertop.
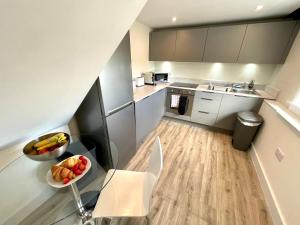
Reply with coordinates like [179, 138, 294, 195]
[133, 83, 170, 102]
[133, 83, 276, 102]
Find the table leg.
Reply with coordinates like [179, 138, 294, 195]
[70, 183, 92, 224]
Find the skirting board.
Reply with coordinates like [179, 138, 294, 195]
[250, 143, 285, 225]
[164, 112, 191, 121]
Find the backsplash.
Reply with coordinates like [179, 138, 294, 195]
[153, 61, 280, 85]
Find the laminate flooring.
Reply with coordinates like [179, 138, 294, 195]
[114, 118, 272, 225]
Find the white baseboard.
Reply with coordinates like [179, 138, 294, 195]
[250, 144, 285, 225]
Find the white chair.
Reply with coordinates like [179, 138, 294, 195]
[92, 136, 163, 222]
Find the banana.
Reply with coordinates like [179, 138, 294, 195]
[37, 141, 59, 151]
[34, 133, 66, 149]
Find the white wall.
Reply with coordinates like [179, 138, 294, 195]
[129, 21, 153, 78]
[270, 31, 300, 107]
[0, 0, 147, 149]
[251, 102, 300, 225]
[153, 61, 279, 84]
[251, 31, 300, 225]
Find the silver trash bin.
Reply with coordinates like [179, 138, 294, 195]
[232, 111, 263, 151]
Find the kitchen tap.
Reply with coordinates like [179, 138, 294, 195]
[248, 80, 255, 90]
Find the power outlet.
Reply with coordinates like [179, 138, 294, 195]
[275, 147, 285, 162]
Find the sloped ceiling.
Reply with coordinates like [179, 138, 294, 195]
[0, 0, 147, 148]
[138, 0, 300, 28]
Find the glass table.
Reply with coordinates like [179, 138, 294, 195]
[0, 136, 118, 225]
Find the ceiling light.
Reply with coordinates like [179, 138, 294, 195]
[172, 17, 177, 22]
[255, 5, 264, 11]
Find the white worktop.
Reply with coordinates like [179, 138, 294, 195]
[133, 83, 170, 102]
[133, 83, 276, 102]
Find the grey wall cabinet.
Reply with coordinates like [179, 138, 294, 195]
[174, 28, 208, 62]
[149, 30, 177, 61]
[149, 20, 297, 63]
[203, 25, 246, 63]
[237, 21, 296, 64]
[135, 89, 166, 147]
[215, 95, 263, 130]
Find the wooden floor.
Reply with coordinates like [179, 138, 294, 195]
[116, 118, 273, 225]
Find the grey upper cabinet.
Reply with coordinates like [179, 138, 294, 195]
[203, 25, 246, 63]
[174, 28, 208, 62]
[237, 21, 296, 64]
[149, 30, 177, 61]
[149, 20, 297, 63]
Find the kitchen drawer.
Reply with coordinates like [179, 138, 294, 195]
[195, 91, 223, 101]
[191, 110, 218, 126]
[193, 97, 221, 113]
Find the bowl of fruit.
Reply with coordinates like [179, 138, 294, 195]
[23, 132, 70, 161]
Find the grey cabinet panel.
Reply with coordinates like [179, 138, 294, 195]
[174, 28, 208, 62]
[135, 89, 166, 147]
[215, 95, 263, 131]
[203, 25, 246, 63]
[152, 89, 166, 127]
[135, 96, 153, 147]
[280, 21, 300, 63]
[238, 21, 296, 64]
[150, 30, 176, 61]
[149, 20, 296, 63]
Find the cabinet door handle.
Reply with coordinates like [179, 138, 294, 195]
[201, 97, 213, 101]
[198, 111, 209, 114]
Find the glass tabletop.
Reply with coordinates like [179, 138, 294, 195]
[0, 135, 119, 225]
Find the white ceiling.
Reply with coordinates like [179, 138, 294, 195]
[138, 0, 300, 28]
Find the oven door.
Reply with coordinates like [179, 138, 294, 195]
[166, 90, 194, 116]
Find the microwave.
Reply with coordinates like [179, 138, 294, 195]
[143, 72, 168, 85]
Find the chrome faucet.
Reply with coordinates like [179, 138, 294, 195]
[248, 80, 255, 90]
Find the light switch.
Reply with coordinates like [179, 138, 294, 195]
[275, 147, 285, 162]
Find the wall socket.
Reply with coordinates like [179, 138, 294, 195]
[275, 147, 285, 162]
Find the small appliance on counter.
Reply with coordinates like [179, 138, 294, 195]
[143, 72, 168, 85]
[135, 76, 145, 87]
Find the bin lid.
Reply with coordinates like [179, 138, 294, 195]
[237, 111, 263, 124]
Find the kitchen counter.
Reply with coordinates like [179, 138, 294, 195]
[133, 83, 276, 102]
[133, 83, 170, 102]
[196, 85, 276, 100]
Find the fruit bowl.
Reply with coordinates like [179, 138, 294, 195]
[23, 132, 70, 161]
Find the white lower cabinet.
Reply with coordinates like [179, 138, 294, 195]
[191, 110, 218, 126]
[215, 94, 263, 130]
[191, 91, 223, 125]
[191, 91, 263, 130]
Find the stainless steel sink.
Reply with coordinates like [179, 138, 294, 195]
[231, 88, 256, 94]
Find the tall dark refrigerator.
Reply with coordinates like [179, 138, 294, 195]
[74, 33, 136, 170]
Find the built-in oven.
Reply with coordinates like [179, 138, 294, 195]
[166, 87, 195, 116]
